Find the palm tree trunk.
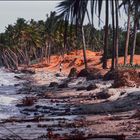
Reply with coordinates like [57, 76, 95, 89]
[124, 7, 131, 65]
[111, 1, 116, 70]
[130, 5, 138, 65]
[47, 42, 51, 63]
[103, 0, 109, 69]
[115, 0, 119, 67]
[81, 26, 87, 69]
[25, 47, 30, 66]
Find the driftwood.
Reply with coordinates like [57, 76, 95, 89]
[61, 134, 125, 140]
[87, 134, 125, 140]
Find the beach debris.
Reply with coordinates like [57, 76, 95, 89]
[18, 96, 37, 106]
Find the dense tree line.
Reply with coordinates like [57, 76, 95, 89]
[0, 0, 140, 70]
[57, 0, 140, 70]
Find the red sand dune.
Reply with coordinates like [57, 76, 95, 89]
[31, 50, 140, 74]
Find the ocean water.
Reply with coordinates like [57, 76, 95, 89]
[0, 68, 24, 119]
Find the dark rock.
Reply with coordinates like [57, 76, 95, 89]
[49, 82, 58, 87]
[103, 70, 117, 81]
[34, 112, 39, 116]
[77, 81, 82, 85]
[23, 108, 37, 112]
[96, 91, 111, 99]
[86, 84, 97, 91]
[20, 111, 30, 115]
[77, 69, 90, 77]
[58, 83, 68, 88]
[20, 69, 35, 74]
[14, 75, 23, 79]
[26, 125, 31, 128]
[42, 106, 49, 109]
[68, 67, 77, 78]
[87, 73, 103, 80]
[76, 86, 87, 91]
[35, 105, 42, 109]
[14, 84, 20, 87]
[86, 75, 96, 80]
[16, 104, 25, 107]
[120, 91, 126, 96]
[55, 73, 61, 77]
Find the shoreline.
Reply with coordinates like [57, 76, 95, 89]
[0, 67, 140, 139]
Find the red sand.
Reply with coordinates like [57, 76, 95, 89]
[30, 49, 140, 74]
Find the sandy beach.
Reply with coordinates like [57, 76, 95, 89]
[0, 66, 139, 140]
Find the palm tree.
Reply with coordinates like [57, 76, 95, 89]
[102, 0, 109, 69]
[130, 0, 140, 65]
[45, 11, 59, 63]
[111, 0, 116, 70]
[124, 4, 131, 65]
[57, 0, 128, 70]
[57, 0, 89, 69]
[115, 0, 119, 67]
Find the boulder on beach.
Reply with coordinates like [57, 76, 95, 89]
[77, 69, 90, 77]
[77, 68, 103, 80]
[68, 67, 77, 78]
[49, 82, 58, 88]
[96, 91, 111, 99]
[104, 69, 140, 88]
[103, 70, 118, 81]
[58, 82, 68, 88]
[55, 73, 62, 77]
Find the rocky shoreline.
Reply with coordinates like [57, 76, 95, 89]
[0, 68, 140, 139]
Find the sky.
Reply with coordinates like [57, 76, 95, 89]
[0, 1, 60, 32]
[0, 1, 127, 33]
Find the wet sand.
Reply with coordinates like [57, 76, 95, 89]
[0, 69, 140, 140]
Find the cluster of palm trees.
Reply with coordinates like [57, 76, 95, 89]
[0, 0, 139, 70]
[57, 0, 140, 70]
[0, 12, 73, 69]
[0, 11, 106, 69]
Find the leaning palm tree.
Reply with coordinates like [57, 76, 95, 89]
[57, 0, 89, 69]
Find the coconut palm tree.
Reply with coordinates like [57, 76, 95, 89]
[115, 0, 119, 67]
[130, 0, 140, 65]
[57, 0, 89, 69]
[102, 0, 109, 69]
[124, 4, 131, 65]
[56, 0, 128, 70]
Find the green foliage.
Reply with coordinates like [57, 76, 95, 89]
[0, 1, 140, 69]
